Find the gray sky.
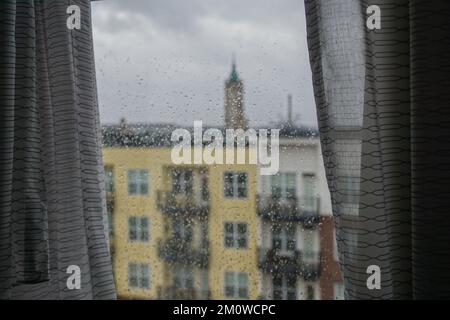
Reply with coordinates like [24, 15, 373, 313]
[91, 0, 317, 128]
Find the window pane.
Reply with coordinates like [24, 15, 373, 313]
[128, 217, 137, 240]
[128, 183, 137, 195]
[140, 182, 149, 195]
[237, 173, 247, 198]
[273, 290, 283, 300]
[140, 217, 149, 241]
[185, 170, 193, 195]
[128, 263, 138, 287]
[271, 174, 281, 198]
[237, 223, 247, 235]
[286, 173, 296, 198]
[224, 173, 234, 197]
[306, 285, 315, 300]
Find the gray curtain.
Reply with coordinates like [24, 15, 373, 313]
[0, 0, 116, 299]
[305, 0, 450, 299]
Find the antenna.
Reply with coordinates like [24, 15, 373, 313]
[287, 94, 293, 125]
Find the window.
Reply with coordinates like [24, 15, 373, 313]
[173, 219, 193, 242]
[303, 173, 316, 211]
[272, 225, 296, 252]
[173, 266, 194, 290]
[105, 166, 114, 192]
[224, 222, 248, 249]
[224, 172, 248, 198]
[128, 216, 149, 242]
[306, 284, 315, 300]
[271, 172, 296, 199]
[128, 169, 149, 195]
[303, 231, 318, 260]
[273, 274, 297, 300]
[172, 169, 193, 195]
[334, 282, 345, 300]
[91, 0, 343, 303]
[224, 272, 248, 299]
[128, 263, 150, 289]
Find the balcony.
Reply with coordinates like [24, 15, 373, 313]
[158, 238, 209, 268]
[157, 191, 209, 218]
[258, 248, 302, 274]
[258, 248, 321, 280]
[301, 258, 321, 281]
[257, 195, 320, 226]
[158, 286, 210, 300]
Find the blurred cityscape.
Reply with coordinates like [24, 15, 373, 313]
[102, 62, 343, 300]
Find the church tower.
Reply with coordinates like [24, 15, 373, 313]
[224, 57, 247, 129]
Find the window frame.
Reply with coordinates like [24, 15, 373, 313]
[271, 172, 297, 199]
[127, 169, 149, 195]
[224, 271, 249, 299]
[224, 171, 248, 199]
[128, 262, 151, 289]
[273, 274, 297, 300]
[272, 224, 296, 253]
[224, 222, 248, 249]
[128, 216, 150, 242]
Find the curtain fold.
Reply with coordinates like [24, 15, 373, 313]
[305, 0, 450, 299]
[0, 0, 116, 299]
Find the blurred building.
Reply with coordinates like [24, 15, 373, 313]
[103, 128, 259, 299]
[102, 122, 342, 300]
[101, 63, 342, 300]
[257, 124, 342, 299]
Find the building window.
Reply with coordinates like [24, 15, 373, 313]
[303, 230, 318, 261]
[272, 225, 296, 252]
[334, 282, 345, 300]
[224, 271, 248, 299]
[224, 172, 248, 198]
[303, 173, 317, 211]
[173, 219, 193, 242]
[306, 284, 315, 300]
[273, 274, 297, 300]
[171, 169, 193, 195]
[128, 169, 149, 195]
[128, 263, 150, 289]
[271, 172, 296, 199]
[105, 166, 114, 192]
[128, 216, 149, 242]
[173, 266, 194, 290]
[224, 222, 248, 249]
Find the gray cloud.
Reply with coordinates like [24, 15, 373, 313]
[92, 0, 317, 128]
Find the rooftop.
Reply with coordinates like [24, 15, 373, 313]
[102, 122, 318, 148]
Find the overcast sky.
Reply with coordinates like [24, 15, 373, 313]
[91, 0, 317, 128]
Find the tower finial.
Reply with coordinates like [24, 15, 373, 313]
[229, 53, 239, 82]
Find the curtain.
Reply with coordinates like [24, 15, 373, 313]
[0, 0, 116, 299]
[305, 0, 450, 299]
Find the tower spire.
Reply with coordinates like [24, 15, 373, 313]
[224, 53, 247, 129]
[229, 53, 239, 82]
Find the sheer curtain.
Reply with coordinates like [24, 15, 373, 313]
[305, 0, 450, 299]
[0, 0, 116, 299]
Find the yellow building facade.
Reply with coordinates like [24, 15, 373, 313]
[103, 147, 259, 300]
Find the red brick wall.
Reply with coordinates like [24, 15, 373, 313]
[319, 216, 343, 299]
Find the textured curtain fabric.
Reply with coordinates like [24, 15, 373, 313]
[305, 0, 450, 299]
[0, 0, 116, 299]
